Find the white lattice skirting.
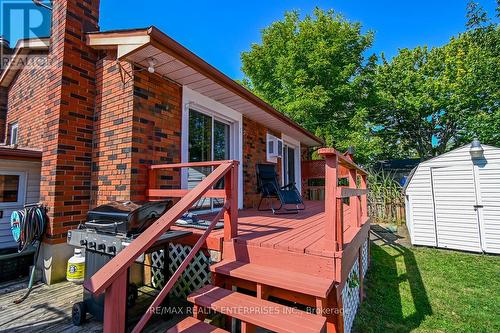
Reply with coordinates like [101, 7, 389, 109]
[150, 243, 211, 298]
[342, 237, 370, 333]
[342, 257, 360, 333]
[361, 239, 369, 278]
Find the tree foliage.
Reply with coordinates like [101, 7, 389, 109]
[371, 2, 499, 159]
[240, 8, 381, 163]
[240, 3, 499, 163]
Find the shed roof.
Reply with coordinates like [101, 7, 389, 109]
[403, 143, 500, 191]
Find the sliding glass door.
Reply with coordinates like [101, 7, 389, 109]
[283, 144, 296, 185]
[188, 109, 230, 210]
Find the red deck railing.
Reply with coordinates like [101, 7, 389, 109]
[83, 160, 239, 333]
[318, 148, 368, 254]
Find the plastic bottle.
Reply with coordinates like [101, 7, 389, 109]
[67, 248, 85, 283]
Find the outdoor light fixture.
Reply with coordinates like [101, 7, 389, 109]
[469, 139, 484, 159]
[147, 58, 157, 73]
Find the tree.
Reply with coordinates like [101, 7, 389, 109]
[240, 8, 380, 164]
[370, 3, 499, 159]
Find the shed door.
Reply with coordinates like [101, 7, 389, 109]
[431, 166, 483, 252]
[476, 162, 500, 254]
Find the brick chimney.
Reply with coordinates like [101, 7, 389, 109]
[39, 0, 100, 283]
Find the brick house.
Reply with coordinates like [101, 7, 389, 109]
[0, 0, 322, 283]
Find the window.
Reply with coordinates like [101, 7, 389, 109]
[0, 174, 20, 203]
[266, 133, 282, 163]
[10, 122, 18, 145]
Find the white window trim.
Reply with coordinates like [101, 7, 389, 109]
[0, 170, 27, 208]
[181, 86, 244, 209]
[281, 134, 302, 193]
[10, 122, 18, 146]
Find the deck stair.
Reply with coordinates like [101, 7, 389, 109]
[210, 260, 335, 299]
[187, 284, 327, 333]
[166, 317, 229, 333]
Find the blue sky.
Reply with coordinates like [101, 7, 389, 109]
[98, 0, 498, 80]
[1, 1, 497, 79]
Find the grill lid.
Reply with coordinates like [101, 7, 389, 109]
[86, 200, 173, 235]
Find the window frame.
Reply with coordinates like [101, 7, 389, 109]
[0, 170, 27, 207]
[9, 122, 18, 146]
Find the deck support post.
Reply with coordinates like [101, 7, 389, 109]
[241, 322, 257, 333]
[256, 283, 270, 300]
[319, 149, 339, 252]
[224, 161, 239, 241]
[103, 271, 127, 333]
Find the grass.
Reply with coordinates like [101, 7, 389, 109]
[354, 242, 500, 333]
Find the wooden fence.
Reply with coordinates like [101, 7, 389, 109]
[368, 198, 406, 225]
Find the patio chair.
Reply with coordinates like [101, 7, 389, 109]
[256, 163, 305, 214]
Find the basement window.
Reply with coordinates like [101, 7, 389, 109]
[9, 122, 18, 145]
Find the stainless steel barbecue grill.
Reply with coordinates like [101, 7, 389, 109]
[66, 200, 192, 326]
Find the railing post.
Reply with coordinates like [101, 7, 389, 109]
[360, 174, 368, 220]
[148, 167, 157, 201]
[336, 197, 344, 251]
[224, 161, 239, 240]
[318, 148, 338, 252]
[103, 271, 127, 333]
[348, 168, 359, 228]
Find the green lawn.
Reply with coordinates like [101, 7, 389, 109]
[354, 242, 500, 333]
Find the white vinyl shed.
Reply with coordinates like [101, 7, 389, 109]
[404, 141, 500, 254]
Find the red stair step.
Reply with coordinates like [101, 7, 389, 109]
[166, 317, 228, 333]
[188, 284, 326, 333]
[211, 260, 334, 298]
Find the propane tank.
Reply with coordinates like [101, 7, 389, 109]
[66, 248, 85, 284]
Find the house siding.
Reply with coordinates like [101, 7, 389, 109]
[0, 160, 41, 249]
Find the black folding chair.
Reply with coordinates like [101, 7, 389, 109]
[256, 163, 305, 214]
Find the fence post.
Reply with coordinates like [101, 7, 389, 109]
[318, 149, 338, 252]
[224, 161, 238, 240]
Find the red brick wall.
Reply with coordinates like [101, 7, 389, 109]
[5, 56, 47, 147]
[130, 70, 182, 201]
[0, 87, 7, 141]
[91, 50, 134, 206]
[242, 116, 282, 208]
[41, 0, 99, 243]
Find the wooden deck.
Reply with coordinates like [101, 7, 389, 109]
[173, 200, 359, 255]
[0, 279, 191, 333]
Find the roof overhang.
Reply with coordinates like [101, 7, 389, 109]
[0, 146, 42, 160]
[87, 27, 323, 146]
[0, 37, 50, 88]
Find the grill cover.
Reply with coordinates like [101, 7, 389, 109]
[85, 200, 173, 235]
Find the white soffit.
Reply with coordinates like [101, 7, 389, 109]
[125, 44, 320, 146]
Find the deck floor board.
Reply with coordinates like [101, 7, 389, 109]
[173, 200, 363, 257]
